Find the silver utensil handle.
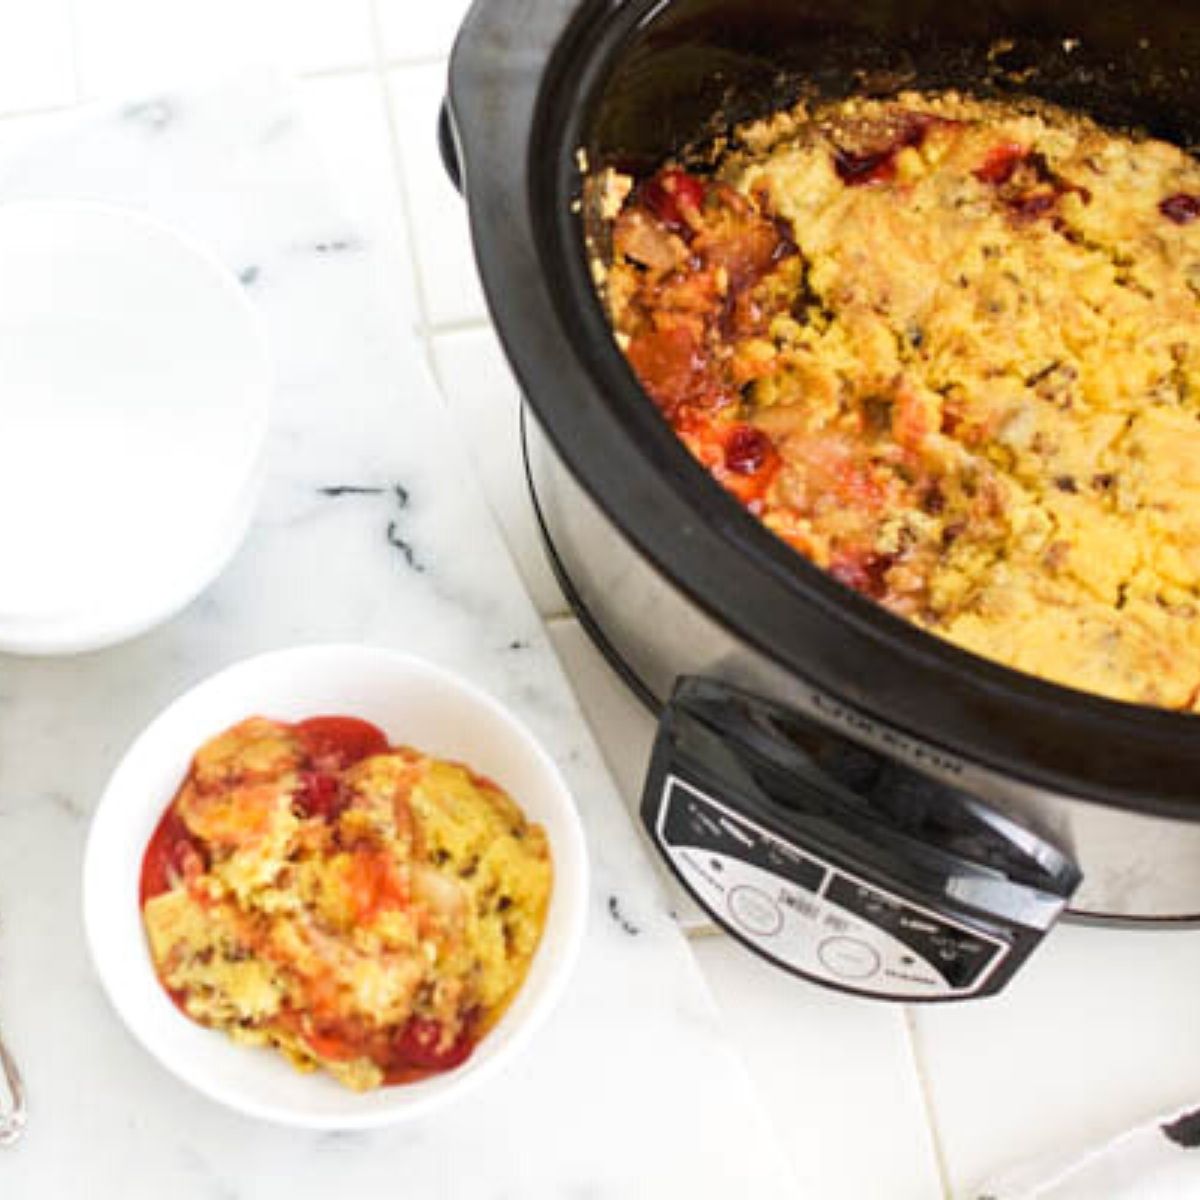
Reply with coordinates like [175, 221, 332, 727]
[0, 1025, 25, 1146]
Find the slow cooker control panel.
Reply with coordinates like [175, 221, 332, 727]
[643, 677, 1082, 1002]
[657, 775, 1006, 998]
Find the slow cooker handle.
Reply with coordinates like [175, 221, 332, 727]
[643, 676, 1081, 1001]
[438, 100, 464, 196]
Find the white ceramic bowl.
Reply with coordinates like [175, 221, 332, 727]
[83, 645, 588, 1129]
[0, 200, 272, 655]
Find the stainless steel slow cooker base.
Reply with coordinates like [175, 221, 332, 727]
[442, 0, 1200, 981]
[524, 409, 1200, 925]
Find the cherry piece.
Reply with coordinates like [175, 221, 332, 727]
[1160, 193, 1200, 225]
[724, 426, 771, 475]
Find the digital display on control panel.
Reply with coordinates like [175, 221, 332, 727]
[655, 775, 1008, 999]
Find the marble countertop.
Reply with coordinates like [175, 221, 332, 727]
[3, 6, 1200, 1199]
[0, 82, 793, 1198]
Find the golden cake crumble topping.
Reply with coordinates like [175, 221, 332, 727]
[600, 91, 1200, 709]
[141, 716, 552, 1091]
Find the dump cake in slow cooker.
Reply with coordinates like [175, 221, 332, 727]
[600, 92, 1200, 709]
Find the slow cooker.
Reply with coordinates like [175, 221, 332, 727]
[441, 0, 1200, 1000]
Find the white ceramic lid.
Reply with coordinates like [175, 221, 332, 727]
[0, 201, 271, 653]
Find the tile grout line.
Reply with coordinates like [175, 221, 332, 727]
[428, 315, 494, 338]
[63, 0, 83, 106]
[0, 98, 79, 123]
[902, 1006, 957, 1200]
[366, 0, 439, 354]
[0, 44, 448, 126]
[378, 53, 454, 72]
[297, 61, 378, 82]
[297, 55, 451, 82]
[543, 606, 609, 630]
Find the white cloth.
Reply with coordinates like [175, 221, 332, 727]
[978, 1105, 1200, 1199]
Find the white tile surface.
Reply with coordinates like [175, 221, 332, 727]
[376, 0, 471, 64]
[694, 934, 945, 1200]
[543, 615, 656, 810]
[296, 72, 418, 330]
[0, 80, 795, 1200]
[6, 6, 1199, 1196]
[430, 325, 566, 616]
[0, 106, 76, 156]
[544, 616, 712, 930]
[0, 0, 74, 113]
[545, 611, 990, 1200]
[386, 62, 488, 329]
[913, 922, 1200, 1197]
[73, 0, 374, 97]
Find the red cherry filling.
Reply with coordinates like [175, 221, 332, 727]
[294, 770, 342, 821]
[392, 1017, 475, 1072]
[640, 169, 706, 235]
[974, 141, 1029, 185]
[1160, 193, 1200, 225]
[832, 112, 943, 187]
[724, 425, 771, 475]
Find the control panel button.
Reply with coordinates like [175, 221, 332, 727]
[818, 936, 881, 981]
[728, 885, 783, 937]
[653, 776, 1010, 998]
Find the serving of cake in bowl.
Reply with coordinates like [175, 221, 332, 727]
[84, 645, 587, 1128]
[140, 715, 552, 1092]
